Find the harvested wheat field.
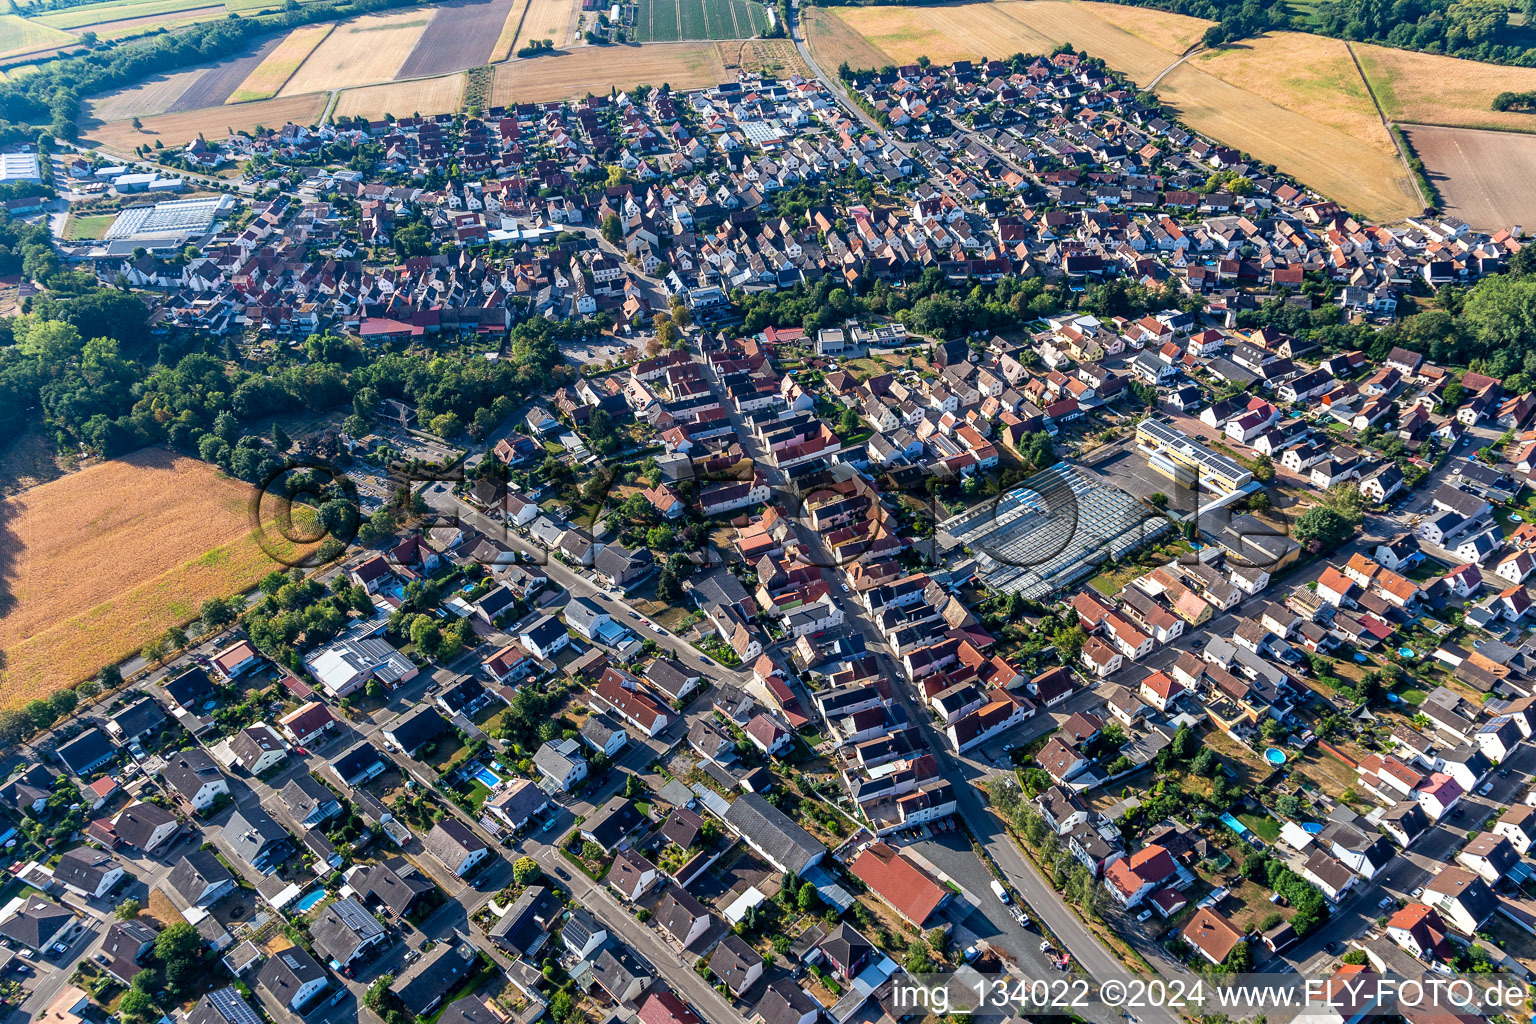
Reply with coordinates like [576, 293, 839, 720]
[489, 0, 531, 61]
[1356, 43, 1536, 133]
[230, 24, 334, 102]
[1184, 34, 1394, 167]
[1403, 125, 1536, 231]
[1156, 51, 1419, 222]
[818, 1, 1201, 83]
[334, 73, 464, 118]
[0, 451, 313, 704]
[803, 6, 886, 74]
[513, 0, 575, 47]
[397, 0, 517, 78]
[492, 41, 725, 104]
[811, 5, 1421, 220]
[86, 65, 212, 122]
[84, 92, 326, 154]
[279, 9, 433, 95]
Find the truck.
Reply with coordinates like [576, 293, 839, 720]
[990, 880, 1010, 904]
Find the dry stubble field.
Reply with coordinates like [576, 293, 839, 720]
[1355, 43, 1536, 132]
[0, 451, 313, 705]
[517, 0, 576, 47]
[810, 2, 1422, 221]
[491, 41, 726, 103]
[334, 72, 465, 118]
[229, 23, 334, 102]
[278, 9, 432, 95]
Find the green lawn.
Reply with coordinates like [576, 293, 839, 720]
[64, 213, 116, 240]
[1237, 812, 1281, 843]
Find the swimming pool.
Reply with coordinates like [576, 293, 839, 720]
[472, 766, 501, 789]
[1219, 812, 1250, 836]
[1264, 748, 1287, 766]
[1302, 822, 1324, 834]
[292, 889, 327, 912]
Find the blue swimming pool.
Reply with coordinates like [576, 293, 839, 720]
[293, 889, 327, 912]
[472, 766, 500, 788]
[1302, 822, 1324, 834]
[1220, 812, 1250, 836]
[1264, 748, 1287, 766]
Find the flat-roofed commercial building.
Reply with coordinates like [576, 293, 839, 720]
[1136, 419, 1253, 494]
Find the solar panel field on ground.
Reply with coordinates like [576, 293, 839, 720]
[939, 463, 1169, 598]
[636, 0, 768, 42]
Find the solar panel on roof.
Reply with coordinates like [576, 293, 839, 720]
[208, 986, 262, 1024]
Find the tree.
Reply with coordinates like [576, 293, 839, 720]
[115, 897, 142, 920]
[119, 988, 154, 1023]
[1172, 723, 1198, 760]
[1274, 794, 1305, 819]
[797, 881, 820, 913]
[513, 856, 541, 886]
[1293, 506, 1353, 551]
[601, 212, 623, 244]
[1147, 491, 1168, 508]
[155, 921, 203, 996]
[903, 938, 933, 974]
[199, 596, 236, 631]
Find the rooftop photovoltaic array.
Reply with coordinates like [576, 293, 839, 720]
[940, 463, 1169, 598]
[1137, 419, 1250, 486]
[207, 987, 262, 1024]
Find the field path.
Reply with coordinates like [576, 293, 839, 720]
[1147, 44, 1202, 90]
[1344, 40, 1428, 213]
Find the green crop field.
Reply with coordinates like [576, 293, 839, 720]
[33, 0, 219, 31]
[0, 13, 74, 55]
[635, 0, 765, 41]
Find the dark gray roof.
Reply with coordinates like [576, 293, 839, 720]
[112, 800, 178, 849]
[55, 727, 116, 774]
[278, 774, 339, 821]
[708, 933, 763, 994]
[327, 742, 385, 786]
[590, 945, 650, 999]
[162, 748, 225, 800]
[110, 696, 168, 739]
[0, 895, 73, 950]
[224, 807, 292, 870]
[723, 793, 825, 874]
[165, 850, 233, 905]
[423, 818, 487, 871]
[395, 940, 479, 1015]
[310, 896, 386, 964]
[254, 944, 326, 1008]
[54, 846, 119, 892]
[356, 859, 434, 917]
[581, 796, 646, 851]
[187, 986, 262, 1024]
[436, 997, 503, 1024]
[384, 706, 450, 756]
